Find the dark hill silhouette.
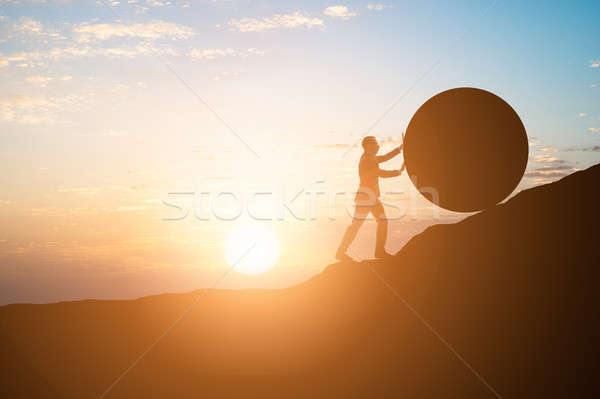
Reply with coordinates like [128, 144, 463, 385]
[1, 164, 599, 398]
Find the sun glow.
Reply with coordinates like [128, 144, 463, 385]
[224, 225, 279, 275]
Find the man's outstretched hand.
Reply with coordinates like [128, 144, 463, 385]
[396, 132, 406, 152]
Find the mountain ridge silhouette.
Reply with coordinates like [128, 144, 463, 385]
[2, 164, 599, 398]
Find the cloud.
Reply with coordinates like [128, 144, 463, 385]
[577, 112, 587, 117]
[314, 143, 350, 150]
[539, 147, 558, 153]
[377, 136, 403, 144]
[57, 184, 135, 197]
[324, 5, 358, 19]
[590, 60, 600, 68]
[0, 96, 56, 124]
[0, 95, 66, 124]
[314, 136, 402, 151]
[74, 20, 195, 42]
[140, 0, 191, 7]
[116, 205, 151, 212]
[562, 145, 600, 152]
[534, 155, 566, 164]
[213, 71, 239, 81]
[0, 0, 71, 3]
[9, 17, 66, 41]
[187, 47, 265, 60]
[1, 44, 172, 66]
[228, 12, 324, 32]
[12, 18, 42, 34]
[581, 145, 600, 152]
[0, 93, 86, 125]
[104, 129, 126, 136]
[1, 44, 262, 67]
[25, 75, 53, 87]
[588, 127, 600, 133]
[524, 165, 575, 179]
[366, 4, 391, 11]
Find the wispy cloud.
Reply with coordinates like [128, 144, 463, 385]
[187, 47, 265, 60]
[74, 20, 195, 42]
[8, 17, 66, 41]
[104, 129, 126, 137]
[366, 4, 392, 11]
[0, 94, 83, 125]
[539, 147, 558, 153]
[562, 145, 600, 152]
[324, 5, 358, 20]
[524, 164, 575, 179]
[0, 0, 73, 3]
[534, 155, 566, 164]
[1, 44, 175, 66]
[0, 43, 264, 68]
[590, 59, 600, 68]
[588, 127, 600, 133]
[581, 145, 600, 152]
[116, 205, 152, 212]
[57, 184, 138, 197]
[25, 75, 53, 87]
[212, 71, 239, 81]
[227, 11, 324, 32]
[0, 54, 9, 67]
[314, 143, 350, 150]
[377, 136, 403, 145]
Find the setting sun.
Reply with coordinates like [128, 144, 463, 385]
[224, 225, 279, 275]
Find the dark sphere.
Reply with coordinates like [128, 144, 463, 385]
[404, 88, 528, 212]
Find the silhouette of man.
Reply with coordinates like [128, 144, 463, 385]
[336, 136, 405, 260]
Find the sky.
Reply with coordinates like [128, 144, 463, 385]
[0, 0, 599, 304]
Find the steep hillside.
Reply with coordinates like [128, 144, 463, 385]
[1, 164, 599, 398]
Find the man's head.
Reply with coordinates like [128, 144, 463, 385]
[361, 136, 380, 154]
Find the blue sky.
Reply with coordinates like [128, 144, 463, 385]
[1, 1, 598, 147]
[0, 0, 598, 303]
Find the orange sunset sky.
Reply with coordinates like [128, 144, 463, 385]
[1, 0, 599, 304]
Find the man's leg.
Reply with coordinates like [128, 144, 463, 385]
[336, 207, 368, 260]
[372, 201, 391, 258]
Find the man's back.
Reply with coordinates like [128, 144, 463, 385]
[357, 147, 402, 200]
[358, 153, 381, 198]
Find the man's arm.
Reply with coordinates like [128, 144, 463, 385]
[376, 132, 405, 163]
[378, 168, 401, 178]
[375, 146, 401, 163]
[378, 163, 405, 178]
